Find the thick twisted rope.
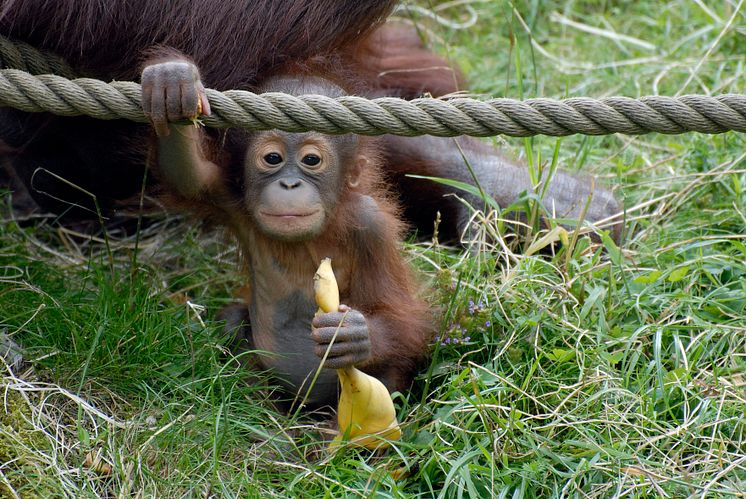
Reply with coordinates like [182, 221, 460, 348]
[0, 36, 76, 79]
[1, 38, 745, 137]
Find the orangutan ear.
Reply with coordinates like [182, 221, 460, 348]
[347, 154, 368, 188]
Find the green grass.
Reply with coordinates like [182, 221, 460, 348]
[2, 1, 745, 497]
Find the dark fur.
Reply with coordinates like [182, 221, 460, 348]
[0, 1, 396, 87]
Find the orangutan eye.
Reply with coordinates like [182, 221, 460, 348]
[301, 154, 321, 168]
[263, 152, 283, 165]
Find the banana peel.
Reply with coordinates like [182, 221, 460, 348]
[313, 257, 401, 450]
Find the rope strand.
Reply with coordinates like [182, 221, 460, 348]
[1, 36, 744, 138]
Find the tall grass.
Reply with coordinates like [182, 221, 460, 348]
[1, 1, 744, 497]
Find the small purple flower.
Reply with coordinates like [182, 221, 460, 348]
[468, 300, 476, 315]
[485, 320, 491, 327]
[469, 299, 486, 315]
[464, 336, 471, 342]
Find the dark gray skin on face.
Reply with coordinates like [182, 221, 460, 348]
[243, 76, 359, 243]
[244, 130, 350, 242]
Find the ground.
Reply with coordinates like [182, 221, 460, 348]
[1, 1, 744, 497]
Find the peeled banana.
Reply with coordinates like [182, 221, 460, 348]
[313, 257, 402, 450]
[313, 258, 340, 315]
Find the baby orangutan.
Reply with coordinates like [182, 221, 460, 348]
[141, 59, 433, 408]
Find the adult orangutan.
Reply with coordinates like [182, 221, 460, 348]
[0, 0, 621, 240]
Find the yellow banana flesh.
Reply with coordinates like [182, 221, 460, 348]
[313, 257, 340, 315]
[313, 258, 401, 450]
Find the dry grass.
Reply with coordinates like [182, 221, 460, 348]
[1, 1, 745, 497]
